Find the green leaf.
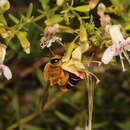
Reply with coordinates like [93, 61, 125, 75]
[110, 0, 124, 12]
[0, 14, 7, 25]
[45, 15, 63, 26]
[55, 111, 73, 125]
[93, 122, 108, 129]
[125, 24, 130, 30]
[8, 14, 19, 24]
[27, 3, 33, 18]
[119, 0, 130, 8]
[12, 93, 20, 121]
[80, 24, 88, 42]
[116, 120, 130, 130]
[59, 25, 75, 33]
[64, 12, 70, 25]
[23, 124, 43, 130]
[39, 0, 49, 11]
[73, 5, 90, 12]
[16, 31, 31, 54]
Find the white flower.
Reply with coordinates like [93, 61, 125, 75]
[102, 25, 130, 71]
[0, 64, 12, 80]
[40, 24, 62, 49]
[0, 43, 12, 80]
[0, 0, 10, 13]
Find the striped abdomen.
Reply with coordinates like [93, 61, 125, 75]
[65, 73, 81, 89]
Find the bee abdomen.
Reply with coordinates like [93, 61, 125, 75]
[65, 74, 80, 89]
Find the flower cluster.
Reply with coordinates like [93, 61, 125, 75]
[102, 25, 130, 71]
[40, 2, 130, 87]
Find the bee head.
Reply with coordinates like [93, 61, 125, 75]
[50, 55, 62, 65]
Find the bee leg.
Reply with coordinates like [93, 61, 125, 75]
[48, 48, 55, 56]
[59, 86, 69, 92]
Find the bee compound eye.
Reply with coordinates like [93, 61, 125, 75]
[50, 58, 60, 64]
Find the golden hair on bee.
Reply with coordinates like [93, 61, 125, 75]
[43, 55, 81, 91]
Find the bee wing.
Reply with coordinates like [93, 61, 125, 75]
[61, 60, 85, 79]
[72, 47, 81, 60]
[102, 46, 115, 64]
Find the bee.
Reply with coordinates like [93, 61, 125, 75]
[44, 55, 81, 91]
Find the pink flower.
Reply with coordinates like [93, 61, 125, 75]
[0, 44, 12, 80]
[102, 25, 130, 71]
[0, 64, 12, 80]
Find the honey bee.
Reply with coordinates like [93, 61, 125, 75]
[44, 55, 81, 91]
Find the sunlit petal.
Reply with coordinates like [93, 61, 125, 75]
[3, 65, 12, 80]
[102, 46, 115, 64]
[108, 25, 125, 46]
[125, 37, 130, 51]
[0, 44, 6, 63]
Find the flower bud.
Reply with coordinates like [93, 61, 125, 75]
[0, 43, 6, 63]
[56, 0, 64, 6]
[89, 0, 99, 9]
[0, 0, 10, 14]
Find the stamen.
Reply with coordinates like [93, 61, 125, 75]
[88, 72, 100, 84]
[122, 50, 130, 64]
[89, 61, 102, 66]
[119, 53, 127, 72]
[83, 61, 102, 66]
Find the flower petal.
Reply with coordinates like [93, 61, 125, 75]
[72, 47, 81, 60]
[108, 25, 125, 46]
[125, 37, 130, 51]
[0, 44, 6, 63]
[102, 46, 115, 64]
[72, 43, 89, 60]
[3, 65, 12, 80]
[61, 59, 85, 78]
